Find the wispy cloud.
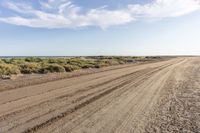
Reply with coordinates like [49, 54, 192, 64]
[0, 0, 200, 29]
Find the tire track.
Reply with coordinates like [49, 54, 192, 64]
[21, 60, 178, 133]
[5, 66, 159, 132]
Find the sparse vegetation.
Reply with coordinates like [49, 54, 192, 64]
[19, 63, 41, 74]
[63, 64, 80, 72]
[0, 63, 20, 76]
[39, 64, 65, 74]
[0, 56, 161, 77]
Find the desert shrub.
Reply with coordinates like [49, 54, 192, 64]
[80, 62, 97, 69]
[56, 58, 68, 64]
[67, 59, 91, 68]
[94, 61, 110, 68]
[2, 58, 12, 64]
[25, 57, 43, 62]
[107, 60, 120, 65]
[48, 58, 59, 64]
[10, 58, 26, 65]
[39, 64, 65, 73]
[65, 58, 98, 69]
[0, 59, 4, 63]
[63, 65, 80, 72]
[118, 60, 125, 64]
[0, 64, 20, 76]
[47, 58, 68, 64]
[126, 59, 135, 63]
[19, 63, 41, 74]
[67, 58, 83, 65]
[145, 56, 161, 59]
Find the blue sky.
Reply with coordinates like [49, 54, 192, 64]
[0, 0, 200, 56]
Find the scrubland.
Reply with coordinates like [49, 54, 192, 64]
[0, 56, 160, 78]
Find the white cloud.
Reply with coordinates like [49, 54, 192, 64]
[128, 0, 200, 18]
[0, 0, 200, 29]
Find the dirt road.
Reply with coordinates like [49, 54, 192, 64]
[0, 57, 200, 133]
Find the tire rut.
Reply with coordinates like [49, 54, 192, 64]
[21, 61, 176, 133]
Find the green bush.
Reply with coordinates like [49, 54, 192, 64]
[48, 58, 67, 64]
[56, 58, 67, 64]
[39, 64, 65, 74]
[25, 57, 43, 62]
[2, 59, 12, 64]
[0, 64, 20, 76]
[80, 63, 96, 69]
[20, 63, 41, 74]
[10, 58, 26, 65]
[63, 65, 80, 72]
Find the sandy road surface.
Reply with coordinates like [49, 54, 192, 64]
[0, 57, 199, 133]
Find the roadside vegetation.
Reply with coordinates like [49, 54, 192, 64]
[0, 56, 161, 78]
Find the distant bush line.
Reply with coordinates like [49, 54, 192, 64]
[0, 56, 160, 77]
